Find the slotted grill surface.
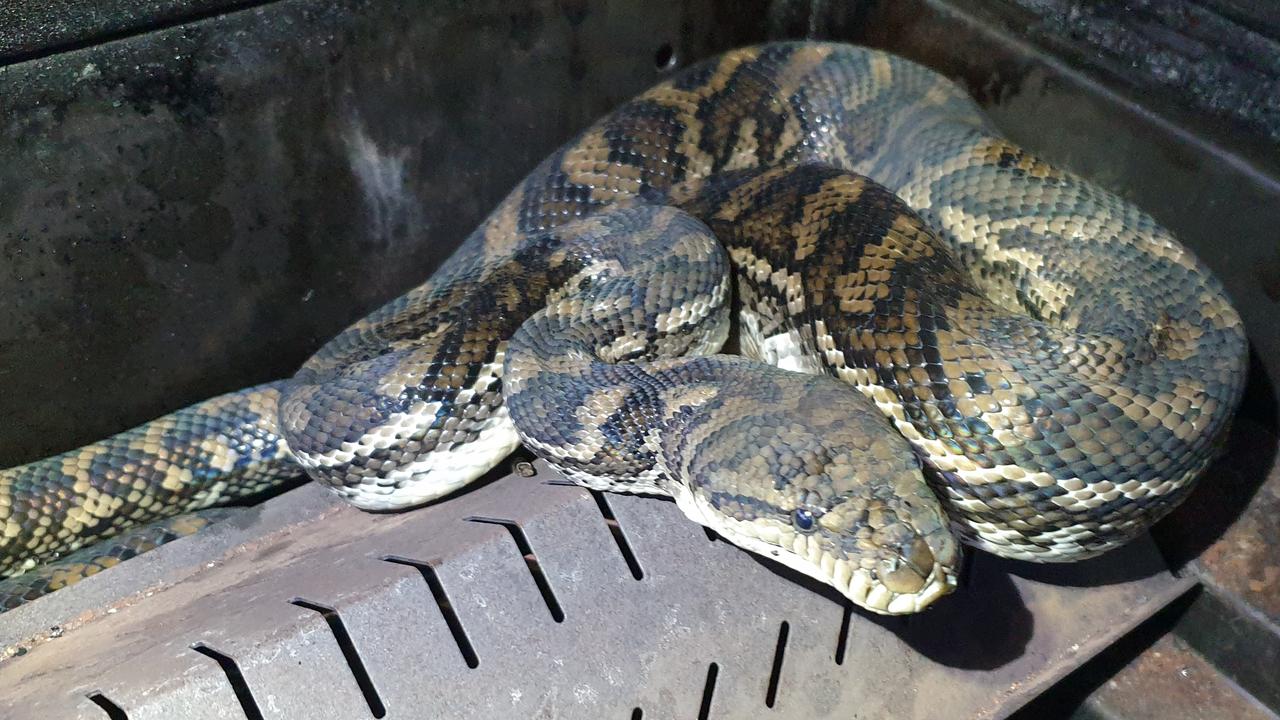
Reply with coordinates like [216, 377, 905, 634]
[0, 460, 1192, 719]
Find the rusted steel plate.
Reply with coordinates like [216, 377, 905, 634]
[1079, 632, 1277, 720]
[0, 459, 1193, 720]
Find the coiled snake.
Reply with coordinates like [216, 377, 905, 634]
[0, 42, 1247, 615]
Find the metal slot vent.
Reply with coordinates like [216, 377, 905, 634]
[0, 460, 1192, 719]
[190, 644, 266, 720]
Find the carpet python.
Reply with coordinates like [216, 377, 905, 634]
[0, 42, 1247, 615]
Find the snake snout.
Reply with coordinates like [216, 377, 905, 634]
[828, 494, 961, 613]
[877, 536, 935, 594]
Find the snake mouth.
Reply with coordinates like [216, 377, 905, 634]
[672, 488, 958, 615]
[754, 525, 956, 615]
[837, 556, 956, 615]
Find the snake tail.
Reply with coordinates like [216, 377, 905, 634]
[0, 382, 298, 578]
[0, 508, 245, 612]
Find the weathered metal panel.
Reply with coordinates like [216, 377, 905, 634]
[0, 461, 1194, 719]
[0, 0, 262, 64]
[0, 0, 778, 464]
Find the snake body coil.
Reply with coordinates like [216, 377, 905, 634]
[0, 43, 1246, 614]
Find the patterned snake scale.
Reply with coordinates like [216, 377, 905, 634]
[0, 42, 1247, 615]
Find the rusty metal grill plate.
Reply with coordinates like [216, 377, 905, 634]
[0, 460, 1193, 719]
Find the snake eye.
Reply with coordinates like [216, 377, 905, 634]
[792, 508, 818, 533]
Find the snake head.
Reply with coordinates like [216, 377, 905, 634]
[804, 442, 961, 614]
[671, 370, 960, 615]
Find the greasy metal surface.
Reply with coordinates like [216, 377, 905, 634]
[0, 0, 779, 464]
[1173, 588, 1280, 714]
[1072, 633, 1277, 720]
[974, 0, 1280, 171]
[1165, 418, 1280, 625]
[0, 460, 1193, 720]
[1153, 417, 1280, 715]
[0, 0, 262, 64]
[1007, 589, 1280, 720]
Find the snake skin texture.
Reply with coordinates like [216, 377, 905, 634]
[502, 206, 959, 612]
[0, 383, 295, 578]
[0, 42, 1247, 615]
[0, 509, 243, 611]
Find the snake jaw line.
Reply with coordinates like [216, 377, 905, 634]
[672, 483, 957, 615]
